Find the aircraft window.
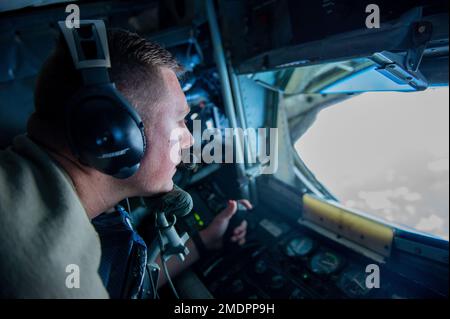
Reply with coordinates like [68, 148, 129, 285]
[294, 87, 449, 240]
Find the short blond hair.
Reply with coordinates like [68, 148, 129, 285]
[33, 28, 183, 127]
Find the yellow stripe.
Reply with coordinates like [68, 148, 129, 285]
[303, 194, 393, 257]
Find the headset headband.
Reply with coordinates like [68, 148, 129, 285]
[57, 20, 111, 86]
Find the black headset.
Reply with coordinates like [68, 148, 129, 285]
[58, 20, 146, 179]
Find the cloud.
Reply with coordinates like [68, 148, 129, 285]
[358, 190, 394, 210]
[358, 187, 422, 211]
[427, 158, 449, 173]
[415, 214, 444, 233]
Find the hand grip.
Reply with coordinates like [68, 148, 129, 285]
[223, 209, 247, 250]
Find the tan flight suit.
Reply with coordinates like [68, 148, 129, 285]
[0, 135, 109, 298]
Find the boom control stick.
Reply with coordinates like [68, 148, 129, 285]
[224, 202, 250, 251]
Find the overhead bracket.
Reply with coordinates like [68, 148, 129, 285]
[371, 21, 433, 91]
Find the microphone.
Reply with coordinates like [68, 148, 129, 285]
[143, 185, 193, 218]
[143, 185, 193, 263]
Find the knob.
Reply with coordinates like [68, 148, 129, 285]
[290, 288, 305, 299]
[231, 279, 244, 293]
[254, 260, 268, 274]
[270, 275, 285, 290]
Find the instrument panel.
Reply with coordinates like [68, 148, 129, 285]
[179, 180, 445, 299]
[196, 227, 438, 299]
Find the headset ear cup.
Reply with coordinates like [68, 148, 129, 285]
[58, 20, 147, 178]
[65, 85, 146, 179]
[112, 86, 148, 155]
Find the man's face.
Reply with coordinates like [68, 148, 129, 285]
[130, 68, 193, 196]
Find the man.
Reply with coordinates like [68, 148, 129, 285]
[0, 28, 248, 298]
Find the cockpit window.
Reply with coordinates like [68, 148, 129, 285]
[294, 87, 449, 240]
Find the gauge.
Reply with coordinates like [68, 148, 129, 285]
[284, 237, 315, 257]
[337, 267, 372, 298]
[254, 260, 268, 275]
[289, 288, 306, 300]
[270, 274, 285, 290]
[309, 251, 343, 275]
[231, 279, 245, 294]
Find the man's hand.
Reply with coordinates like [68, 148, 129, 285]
[156, 199, 252, 288]
[199, 199, 252, 251]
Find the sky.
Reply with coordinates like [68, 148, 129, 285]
[295, 87, 449, 239]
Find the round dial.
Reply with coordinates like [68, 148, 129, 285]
[289, 288, 306, 300]
[337, 268, 372, 298]
[254, 260, 268, 275]
[310, 251, 343, 275]
[270, 275, 285, 290]
[284, 237, 315, 257]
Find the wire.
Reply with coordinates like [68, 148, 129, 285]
[162, 257, 180, 300]
[125, 197, 132, 214]
[146, 264, 159, 299]
[158, 229, 180, 299]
